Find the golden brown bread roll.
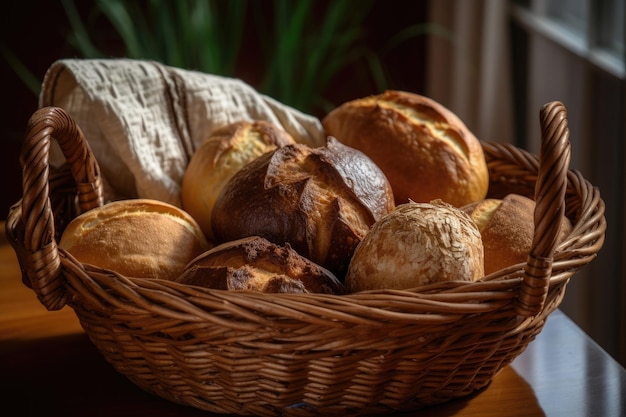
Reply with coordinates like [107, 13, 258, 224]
[212, 137, 396, 278]
[182, 120, 296, 241]
[59, 199, 211, 280]
[345, 200, 484, 292]
[177, 236, 345, 294]
[461, 193, 573, 275]
[322, 90, 489, 207]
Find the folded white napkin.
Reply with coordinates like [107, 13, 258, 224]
[40, 59, 325, 206]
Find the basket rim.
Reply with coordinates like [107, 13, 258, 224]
[5, 104, 607, 317]
[3, 102, 608, 416]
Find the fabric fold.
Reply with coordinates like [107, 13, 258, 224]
[40, 59, 325, 206]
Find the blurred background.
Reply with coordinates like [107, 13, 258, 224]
[2, 0, 624, 366]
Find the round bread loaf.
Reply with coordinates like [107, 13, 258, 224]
[177, 236, 346, 294]
[59, 199, 211, 280]
[182, 120, 295, 241]
[211, 137, 395, 278]
[322, 90, 489, 207]
[461, 193, 573, 275]
[345, 200, 484, 292]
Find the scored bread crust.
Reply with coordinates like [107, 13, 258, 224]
[322, 90, 489, 207]
[211, 137, 395, 278]
[182, 120, 295, 241]
[58, 199, 211, 280]
[177, 236, 346, 294]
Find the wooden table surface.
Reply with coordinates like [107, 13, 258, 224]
[1, 223, 625, 417]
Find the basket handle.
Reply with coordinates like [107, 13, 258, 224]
[15, 106, 103, 310]
[10, 104, 571, 314]
[517, 101, 571, 317]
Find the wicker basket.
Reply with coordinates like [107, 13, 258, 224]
[6, 102, 606, 416]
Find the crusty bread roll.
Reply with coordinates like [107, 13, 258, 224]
[177, 236, 345, 294]
[182, 121, 295, 241]
[212, 137, 395, 278]
[345, 200, 484, 292]
[461, 193, 573, 275]
[322, 90, 489, 207]
[59, 199, 211, 280]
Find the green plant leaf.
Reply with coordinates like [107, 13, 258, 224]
[1, 46, 41, 96]
[56, 0, 432, 113]
[61, 0, 103, 58]
[96, 0, 153, 59]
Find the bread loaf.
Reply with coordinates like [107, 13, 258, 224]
[461, 193, 573, 275]
[59, 199, 211, 280]
[345, 200, 484, 292]
[177, 236, 345, 294]
[211, 137, 395, 278]
[322, 90, 489, 207]
[182, 121, 295, 241]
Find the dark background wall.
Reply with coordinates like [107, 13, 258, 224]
[0, 1, 430, 217]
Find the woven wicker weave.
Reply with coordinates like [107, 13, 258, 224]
[6, 102, 606, 416]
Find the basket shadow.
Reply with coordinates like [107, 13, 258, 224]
[0, 332, 223, 417]
[398, 366, 546, 417]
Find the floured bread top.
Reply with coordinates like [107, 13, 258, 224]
[346, 200, 484, 292]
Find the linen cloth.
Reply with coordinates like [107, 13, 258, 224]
[40, 59, 325, 206]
